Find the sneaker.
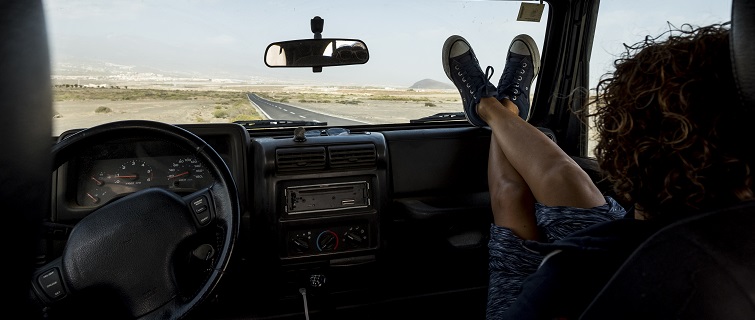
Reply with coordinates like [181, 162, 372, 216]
[442, 35, 497, 127]
[497, 34, 541, 121]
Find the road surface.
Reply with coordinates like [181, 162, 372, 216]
[247, 93, 366, 126]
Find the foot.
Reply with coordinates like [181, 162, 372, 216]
[442, 35, 497, 127]
[497, 34, 541, 120]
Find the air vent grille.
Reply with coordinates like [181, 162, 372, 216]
[329, 144, 377, 168]
[276, 147, 326, 172]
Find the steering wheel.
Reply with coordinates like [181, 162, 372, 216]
[30, 120, 240, 319]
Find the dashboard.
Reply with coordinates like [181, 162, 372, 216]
[44, 121, 495, 318]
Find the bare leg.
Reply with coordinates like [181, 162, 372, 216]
[481, 96, 605, 228]
[487, 134, 539, 240]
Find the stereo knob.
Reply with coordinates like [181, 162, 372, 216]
[342, 226, 367, 248]
[343, 231, 365, 247]
[316, 230, 339, 252]
[291, 236, 310, 253]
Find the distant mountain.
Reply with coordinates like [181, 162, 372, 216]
[410, 79, 454, 90]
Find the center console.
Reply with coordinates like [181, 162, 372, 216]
[250, 129, 387, 268]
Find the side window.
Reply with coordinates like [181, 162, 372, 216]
[587, 0, 732, 158]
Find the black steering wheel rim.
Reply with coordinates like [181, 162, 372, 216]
[43, 120, 240, 319]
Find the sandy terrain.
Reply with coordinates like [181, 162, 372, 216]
[53, 99, 228, 135]
[52, 86, 465, 135]
[52, 86, 602, 157]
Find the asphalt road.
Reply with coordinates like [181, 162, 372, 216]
[247, 93, 366, 126]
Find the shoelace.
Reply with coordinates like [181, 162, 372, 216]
[500, 57, 528, 101]
[455, 59, 495, 101]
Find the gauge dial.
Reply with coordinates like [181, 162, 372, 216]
[167, 156, 208, 189]
[89, 173, 105, 186]
[110, 159, 154, 186]
[80, 187, 112, 206]
[78, 171, 114, 206]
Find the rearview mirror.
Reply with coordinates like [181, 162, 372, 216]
[264, 39, 369, 68]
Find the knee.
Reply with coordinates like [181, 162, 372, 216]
[489, 179, 529, 200]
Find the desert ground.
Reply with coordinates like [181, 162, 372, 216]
[255, 86, 462, 124]
[52, 84, 462, 135]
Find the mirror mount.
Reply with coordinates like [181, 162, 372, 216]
[311, 16, 324, 73]
[311, 16, 323, 39]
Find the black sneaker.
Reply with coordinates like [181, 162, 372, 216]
[442, 35, 497, 127]
[497, 34, 540, 121]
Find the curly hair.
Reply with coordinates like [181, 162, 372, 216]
[592, 22, 753, 221]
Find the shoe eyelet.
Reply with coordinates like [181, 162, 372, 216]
[514, 84, 519, 88]
[462, 78, 467, 82]
[466, 83, 471, 88]
[512, 96, 517, 101]
[455, 65, 460, 70]
[517, 76, 522, 81]
[522, 62, 528, 67]
[457, 71, 463, 76]
[519, 69, 525, 75]
[513, 89, 519, 94]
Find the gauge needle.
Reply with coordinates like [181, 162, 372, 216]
[86, 193, 99, 203]
[168, 171, 189, 179]
[90, 176, 104, 186]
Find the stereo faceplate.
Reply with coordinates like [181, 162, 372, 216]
[285, 181, 370, 214]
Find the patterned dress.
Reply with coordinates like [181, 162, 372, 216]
[486, 196, 627, 319]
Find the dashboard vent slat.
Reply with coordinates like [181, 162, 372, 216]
[276, 147, 326, 172]
[329, 144, 377, 168]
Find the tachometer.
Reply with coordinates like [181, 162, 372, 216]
[110, 159, 154, 186]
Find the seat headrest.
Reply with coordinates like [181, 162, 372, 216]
[731, 0, 755, 108]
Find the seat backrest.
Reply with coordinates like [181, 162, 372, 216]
[580, 201, 755, 319]
[580, 0, 755, 318]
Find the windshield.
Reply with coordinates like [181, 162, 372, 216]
[43, 0, 549, 135]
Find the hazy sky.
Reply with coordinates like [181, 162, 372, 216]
[43, 0, 732, 88]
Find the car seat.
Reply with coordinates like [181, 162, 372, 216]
[580, 0, 755, 318]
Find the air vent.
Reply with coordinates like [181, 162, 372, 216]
[329, 144, 377, 168]
[276, 147, 326, 172]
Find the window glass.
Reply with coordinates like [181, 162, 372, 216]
[587, 0, 732, 157]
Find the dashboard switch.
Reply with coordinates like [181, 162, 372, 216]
[291, 237, 311, 253]
[37, 267, 66, 300]
[191, 195, 211, 225]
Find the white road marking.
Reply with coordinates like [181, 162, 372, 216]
[299, 115, 306, 118]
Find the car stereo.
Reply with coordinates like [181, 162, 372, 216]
[284, 181, 370, 214]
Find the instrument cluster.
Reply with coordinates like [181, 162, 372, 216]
[72, 140, 215, 208]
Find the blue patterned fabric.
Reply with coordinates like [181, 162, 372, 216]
[486, 196, 627, 319]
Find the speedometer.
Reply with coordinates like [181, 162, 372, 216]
[167, 156, 208, 190]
